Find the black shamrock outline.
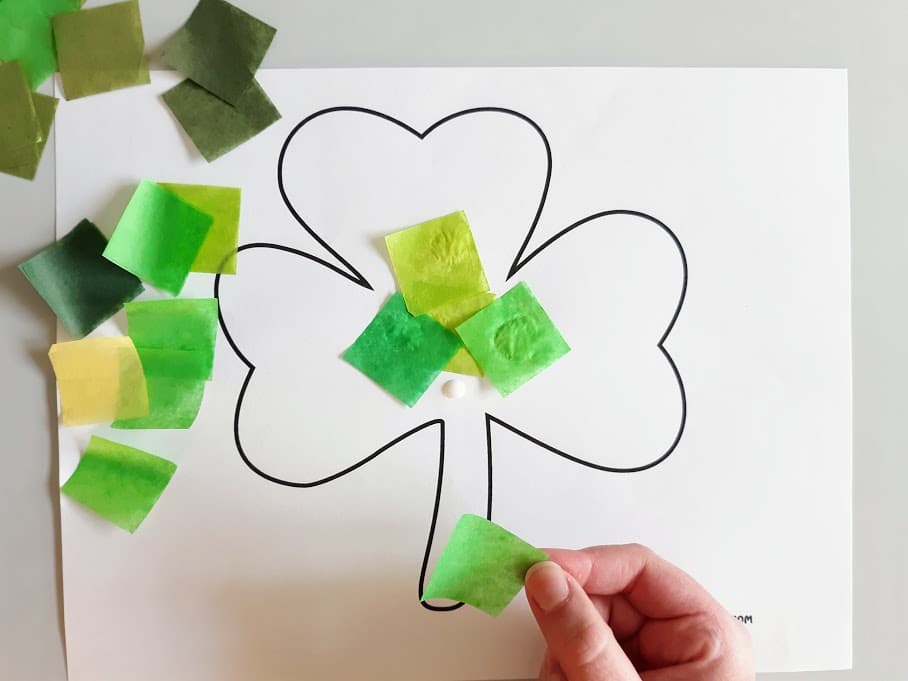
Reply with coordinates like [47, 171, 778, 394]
[214, 106, 688, 612]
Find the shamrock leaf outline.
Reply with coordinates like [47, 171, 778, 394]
[214, 106, 688, 612]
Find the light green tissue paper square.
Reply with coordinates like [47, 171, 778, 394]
[422, 514, 547, 616]
[102, 180, 213, 295]
[61, 435, 176, 533]
[456, 282, 570, 396]
[0, 0, 81, 88]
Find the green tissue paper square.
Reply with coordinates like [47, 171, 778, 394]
[0, 60, 41, 175]
[161, 0, 276, 105]
[53, 0, 150, 100]
[112, 298, 217, 429]
[19, 219, 144, 338]
[159, 183, 241, 274]
[161, 78, 280, 162]
[103, 180, 213, 295]
[385, 211, 490, 316]
[61, 435, 177, 533]
[0, 0, 80, 88]
[343, 293, 461, 407]
[456, 282, 570, 396]
[112, 376, 206, 429]
[422, 514, 547, 616]
[123, 298, 218, 380]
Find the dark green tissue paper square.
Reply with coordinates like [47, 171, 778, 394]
[19, 219, 144, 338]
[161, 78, 280, 162]
[161, 0, 276, 105]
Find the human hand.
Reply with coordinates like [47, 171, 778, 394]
[523, 544, 753, 681]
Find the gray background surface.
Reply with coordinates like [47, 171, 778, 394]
[0, 1, 899, 679]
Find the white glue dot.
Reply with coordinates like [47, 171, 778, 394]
[442, 379, 466, 399]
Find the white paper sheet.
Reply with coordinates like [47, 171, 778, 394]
[55, 67, 852, 679]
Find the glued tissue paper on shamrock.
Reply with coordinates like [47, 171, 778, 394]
[216, 106, 687, 610]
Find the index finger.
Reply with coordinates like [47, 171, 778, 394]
[544, 544, 721, 619]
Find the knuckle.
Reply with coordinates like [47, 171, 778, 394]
[711, 618, 755, 681]
[625, 542, 654, 559]
[689, 614, 725, 661]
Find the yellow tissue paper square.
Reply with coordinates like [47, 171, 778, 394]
[49, 336, 149, 425]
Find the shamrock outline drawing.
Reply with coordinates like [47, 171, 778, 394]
[214, 106, 688, 612]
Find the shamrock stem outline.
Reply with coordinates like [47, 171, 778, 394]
[213, 107, 688, 613]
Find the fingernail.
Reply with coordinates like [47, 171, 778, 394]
[526, 561, 569, 612]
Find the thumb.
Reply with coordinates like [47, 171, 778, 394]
[525, 561, 639, 681]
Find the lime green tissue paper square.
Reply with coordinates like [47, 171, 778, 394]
[19, 219, 143, 337]
[161, 78, 280, 162]
[385, 211, 490, 316]
[0, 0, 80, 88]
[161, 0, 276, 105]
[61, 436, 176, 533]
[53, 0, 150, 100]
[343, 293, 461, 407]
[456, 282, 570, 396]
[442, 350, 482, 377]
[428, 291, 495, 376]
[103, 180, 213, 295]
[0, 61, 41, 176]
[422, 514, 547, 616]
[428, 291, 497, 330]
[159, 183, 241, 274]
